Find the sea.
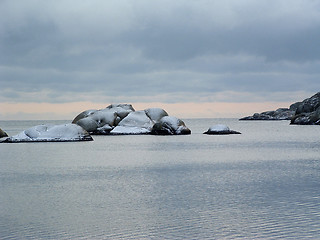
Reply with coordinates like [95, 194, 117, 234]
[0, 118, 320, 239]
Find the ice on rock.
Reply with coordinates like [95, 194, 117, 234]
[3, 124, 93, 142]
[111, 111, 154, 135]
[204, 124, 241, 135]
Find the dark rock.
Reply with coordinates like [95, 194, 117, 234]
[151, 116, 191, 135]
[0, 128, 8, 138]
[240, 92, 320, 125]
[291, 92, 320, 125]
[240, 107, 296, 121]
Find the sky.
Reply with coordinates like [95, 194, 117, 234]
[1, 0, 320, 120]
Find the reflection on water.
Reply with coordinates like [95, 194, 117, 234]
[0, 119, 320, 239]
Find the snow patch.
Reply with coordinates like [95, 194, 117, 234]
[110, 126, 150, 135]
[208, 124, 230, 132]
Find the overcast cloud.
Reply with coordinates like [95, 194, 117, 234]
[1, 0, 320, 106]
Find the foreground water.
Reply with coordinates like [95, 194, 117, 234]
[1, 119, 320, 239]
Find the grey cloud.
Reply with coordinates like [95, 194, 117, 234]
[1, 0, 320, 105]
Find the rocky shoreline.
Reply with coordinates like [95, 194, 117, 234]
[240, 92, 320, 125]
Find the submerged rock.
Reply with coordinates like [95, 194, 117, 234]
[151, 116, 191, 135]
[0, 128, 8, 138]
[3, 124, 93, 143]
[203, 124, 241, 135]
[73, 104, 191, 135]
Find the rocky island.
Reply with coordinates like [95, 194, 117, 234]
[72, 104, 191, 135]
[240, 92, 320, 125]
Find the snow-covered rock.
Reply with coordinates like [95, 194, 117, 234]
[76, 110, 117, 134]
[72, 104, 191, 135]
[110, 126, 150, 135]
[144, 108, 168, 122]
[72, 104, 134, 134]
[110, 111, 154, 135]
[3, 124, 93, 142]
[151, 116, 191, 135]
[0, 128, 8, 138]
[72, 109, 97, 124]
[203, 124, 241, 135]
[106, 103, 135, 112]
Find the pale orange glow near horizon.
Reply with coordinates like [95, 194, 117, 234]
[0, 101, 292, 120]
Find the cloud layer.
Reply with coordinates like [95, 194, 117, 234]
[1, 0, 320, 107]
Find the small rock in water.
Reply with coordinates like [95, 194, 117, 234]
[203, 124, 241, 135]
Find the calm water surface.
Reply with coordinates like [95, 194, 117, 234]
[1, 119, 320, 239]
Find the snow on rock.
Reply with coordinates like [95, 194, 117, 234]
[72, 109, 97, 124]
[151, 116, 191, 135]
[203, 124, 241, 135]
[3, 124, 93, 143]
[72, 104, 134, 134]
[209, 124, 230, 132]
[106, 103, 135, 112]
[110, 111, 154, 135]
[76, 117, 99, 133]
[72, 104, 191, 135]
[144, 108, 168, 122]
[110, 126, 150, 135]
[76, 109, 117, 134]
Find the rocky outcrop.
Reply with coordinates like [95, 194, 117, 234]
[290, 92, 320, 125]
[0, 128, 8, 138]
[240, 107, 297, 121]
[203, 124, 241, 135]
[239, 92, 320, 125]
[3, 124, 93, 143]
[72, 104, 191, 135]
[72, 104, 135, 134]
[151, 116, 191, 135]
